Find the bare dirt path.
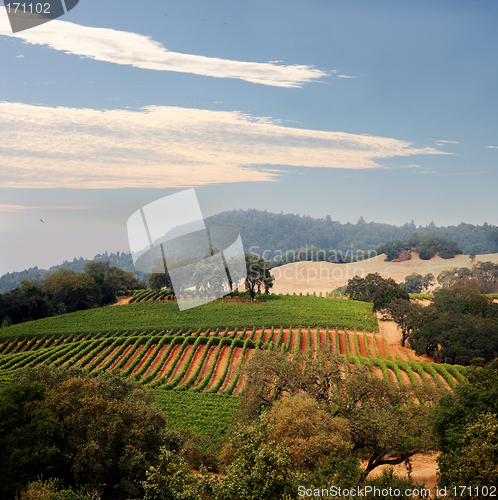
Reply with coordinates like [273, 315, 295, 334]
[368, 452, 439, 492]
[112, 296, 132, 306]
[377, 313, 433, 362]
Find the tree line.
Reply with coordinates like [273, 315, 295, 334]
[5, 353, 497, 499]
[347, 263, 498, 365]
[376, 233, 462, 261]
[0, 261, 141, 327]
[0, 251, 137, 294]
[3, 210, 498, 294]
[206, 209, 498, 256]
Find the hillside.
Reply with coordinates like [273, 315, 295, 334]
[271, 251, 498, 294]
[1, 295, 378, 338]
[206, 209, 498, 256]
[0, 296, 465, 397]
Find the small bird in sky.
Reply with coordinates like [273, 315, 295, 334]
[40, 219, 44, 223]
[164, 13, 168, 16]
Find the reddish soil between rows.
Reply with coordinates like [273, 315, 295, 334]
[205, 345, 231, 391]
[131, 344, 157, 375]
[338, 330, 347, 355]
[299, 329, 308, 352]
[109, 345, 134, 370]
[152, 344, 181, 380]
[167, 345, 195, 382]
[193, 346, 219, 387]
[220, 346, 243, 392]
[121, 344, 146, 371]
[93, 346, 121, 371]
[180, 344, 207, 385]
[233, 349, 255, 396]
[357, 334, 367, 357]
[144, 344, 171, 378]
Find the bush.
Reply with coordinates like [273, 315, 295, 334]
[17, 479, 87, 500]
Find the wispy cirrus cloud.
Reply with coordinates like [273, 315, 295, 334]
[0, 204, 88, 211]
[486, 145, 498, 149]
[0, 102, 449, 189]
[0, 11, 328, 88]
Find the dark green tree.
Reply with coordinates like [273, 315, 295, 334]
[0, 382, 67, 499]
[244, 253, 274, 300]
[15, 366, 167, 499]
[346, 273, 409, 311]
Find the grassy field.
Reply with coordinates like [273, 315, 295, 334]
[1, 295, 378, 339]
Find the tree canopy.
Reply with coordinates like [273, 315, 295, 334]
[2, 365, 167, 499]
[376, 233, 462, 262]
[345, 273, 410, 312]
[407, 282, 498, 364]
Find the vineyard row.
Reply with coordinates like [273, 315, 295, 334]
[0, 327, 466, 394]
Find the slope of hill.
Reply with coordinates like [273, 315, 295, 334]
[206, 209, 498, 256]
[0, 251, 138, 294]
[0, 296, 465, 397]
[271, 252, 498, 295]
[0, 296, 378, 338]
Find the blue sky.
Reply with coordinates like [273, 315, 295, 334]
[0, 0, 497, 275]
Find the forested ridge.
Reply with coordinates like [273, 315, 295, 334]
[2, 210, 498, 293]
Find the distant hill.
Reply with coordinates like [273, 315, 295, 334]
[0, 251, 138, 294]
[205, 210, 498, 257]
[1, 210, 497, 293]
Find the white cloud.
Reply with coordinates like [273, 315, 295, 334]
[16, 54, 24, 57]
[434, 140, 459, 144]
[0, 102, 449, 189]
[0, 11, 328, 88]
[486, 145, 498, 149]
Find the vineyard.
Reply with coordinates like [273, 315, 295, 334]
[0, 295, 467, 436]
[3, 295, 378, 337]
[0, 323, 466, 394]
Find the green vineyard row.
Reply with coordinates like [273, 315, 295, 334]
[0, 326, 467, 395]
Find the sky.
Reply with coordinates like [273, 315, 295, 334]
[0, 0, 497, 275]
